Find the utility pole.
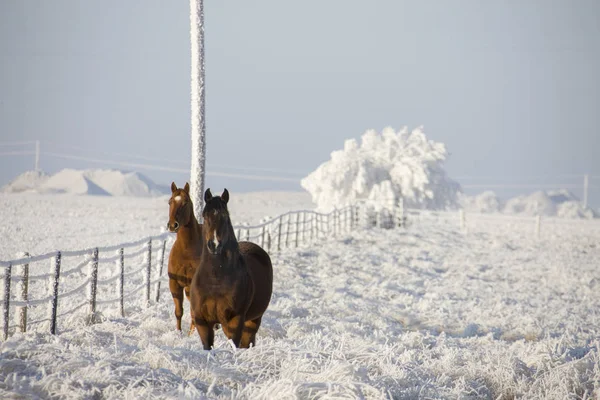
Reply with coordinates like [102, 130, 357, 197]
[190, 0, 206, 220]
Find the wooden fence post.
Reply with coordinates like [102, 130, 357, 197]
[118, 248, 125, 317]
[277, 216, 283, 251]
[295, 213, 300, 248]
[301, 212, 307, 244]
[246, 226, 250, 242]
[459, 209, 466, 232]
[49, 251, 61, 335]
[3, 263, 11, 340]
[285, 214, 291, 248]
[261, 223, 266, 248]
[237, 228, 242, 242]
[155, 240, 167, 303]
[397, 198, 405, 228]
[145, 240, 152, 307]
[88, 247, 99, 324]
[18, 253, 30, 333]
[267, 233, 271, 253]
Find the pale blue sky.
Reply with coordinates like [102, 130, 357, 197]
[0, 1, 598, 205]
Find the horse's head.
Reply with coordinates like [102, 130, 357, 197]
[202, 188, 233, 255]
[167, 182, 193, 233]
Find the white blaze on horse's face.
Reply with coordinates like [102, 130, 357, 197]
[213, 230, 220, 248]
[174, 195, 182, 202]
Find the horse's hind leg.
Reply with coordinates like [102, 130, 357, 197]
[169, 279, 184, 331]
[240, 316, 262, 348]
[184, 286, 196, 335]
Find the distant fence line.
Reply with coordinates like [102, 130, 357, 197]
[1, 202, 599, 341]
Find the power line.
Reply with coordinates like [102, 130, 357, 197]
[455, 174, 592, 181]
[0, 141, 36, 147]
[462, 183, 597, 189]
[43, 141, 306, 176]
[43, 152, 300, 183]
[0, 151, 35, 156]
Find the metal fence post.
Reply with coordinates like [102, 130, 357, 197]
[49, 251, 61, 335]
[155, 240, 167, 303]
[18, 253, 30, 333]
[3, 263, 12, 340]
[88, 248, 99, 323]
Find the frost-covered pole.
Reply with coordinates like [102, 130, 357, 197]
[34, 140, 40, 171]
[190, 0, 206, 220]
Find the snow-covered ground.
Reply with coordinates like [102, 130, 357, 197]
[0, 191, 314, 260]
[1, 193, 599, 399]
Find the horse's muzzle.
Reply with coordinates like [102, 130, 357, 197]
[207, 241, 222, 255]
[167, 221, 180, 233]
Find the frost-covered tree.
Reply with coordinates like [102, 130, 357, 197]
[190, 0, 206, 219]
[301, 126, 461, 211]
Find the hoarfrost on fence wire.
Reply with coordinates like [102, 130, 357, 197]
[301, 126, 461, 212]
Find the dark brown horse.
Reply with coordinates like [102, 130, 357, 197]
[190, 188, 273, 350]
[167, 182, 203, 334]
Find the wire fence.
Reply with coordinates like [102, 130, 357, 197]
[0, 205, 362, 340]
[1, 200, 599, 341]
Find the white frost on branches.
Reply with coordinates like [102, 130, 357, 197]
[301, 126, 461, 212]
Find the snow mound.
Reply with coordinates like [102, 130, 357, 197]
[460, 189, 598, 219]
[504, 190, 598, 219]
[301, 126, 461, 212]
[0, 170, 49, 193]
[2, 169, 169, 197]
[458, 191, 502, 214]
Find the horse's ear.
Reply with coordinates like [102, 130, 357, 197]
[171, 182, 177, 193]
[221, 189, 229, 204]
[183, 182, 190, 194]
[204, 188, 213, 202]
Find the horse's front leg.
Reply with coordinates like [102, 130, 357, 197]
[223, 314, 244, 348]
[184, 286, 196, 335]
[194, 317, 215, 350]
[169, 279, 184, 331]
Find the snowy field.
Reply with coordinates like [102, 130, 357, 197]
[0, 191, 314, 260]
[1, 192, 600, 399]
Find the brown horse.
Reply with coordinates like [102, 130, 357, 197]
[166, 182, 203, 334]
[190, 188, 273, 350]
